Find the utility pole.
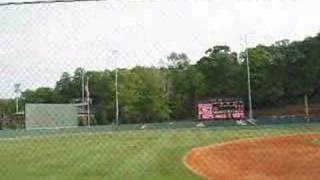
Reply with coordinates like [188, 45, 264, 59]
[112, 50, 119, 126]
[14, 84, 21, 114]
[86, 76, 91, 126]
[115, 63, 119, 126]
[245, 35, 254, 122]
[304, 94, 310, 123]
[81, 70, 85, 103]
[15, 98, 19, 113]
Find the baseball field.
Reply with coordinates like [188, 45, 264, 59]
[0, 124, 320, 180]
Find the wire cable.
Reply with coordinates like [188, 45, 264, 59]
[0, 0, 106, 7]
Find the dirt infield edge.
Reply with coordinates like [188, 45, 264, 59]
[182, 133, 320, 179]
[183, 150, 208, 179]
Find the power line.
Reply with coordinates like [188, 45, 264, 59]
[0, 0, 106, 7]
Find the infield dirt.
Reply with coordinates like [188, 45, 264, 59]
[184, 134, 320, 180]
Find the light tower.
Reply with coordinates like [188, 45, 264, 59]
[112, 50, 119, 126]
[14, 83, 21, 113]
[244, 35, 255, 124]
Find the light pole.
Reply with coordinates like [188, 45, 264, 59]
[112, 50, 119, 126]
[85, 76, 91, 126]
[244, 36, 254, 122]
[14, 84, 21, 114]
[81, 70, 85, 103]
[115, 67, 119, 126]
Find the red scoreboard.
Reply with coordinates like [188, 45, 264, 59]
[198, 98, 245, 121]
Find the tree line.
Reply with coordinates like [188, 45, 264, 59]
[2, 33, 320, 124]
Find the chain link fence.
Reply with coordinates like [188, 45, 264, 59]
[1, 1, 320, 179]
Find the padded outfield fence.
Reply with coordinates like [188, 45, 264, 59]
[1, 116, 320, 139]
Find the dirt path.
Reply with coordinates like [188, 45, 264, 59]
[184, 134, 320, 180]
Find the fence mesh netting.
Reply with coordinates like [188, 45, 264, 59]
[1, 1, 320, 179]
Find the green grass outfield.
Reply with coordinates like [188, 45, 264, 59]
[0, 124, 320, 180]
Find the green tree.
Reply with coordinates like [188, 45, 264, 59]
[196, 45, 240, 97]
[119, 67, 170, 123]
[22, 87, 60, 103]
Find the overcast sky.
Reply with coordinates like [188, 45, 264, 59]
[1, 0, 320, 98]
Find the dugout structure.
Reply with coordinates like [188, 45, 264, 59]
[25, 104, 78, 129]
